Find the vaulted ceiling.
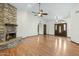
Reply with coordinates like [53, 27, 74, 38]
[11, 3, 76, 20]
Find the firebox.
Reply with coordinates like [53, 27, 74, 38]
[5, 23, 17, 41]
[6, 33, 16, 41]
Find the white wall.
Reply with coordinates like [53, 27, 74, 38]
[16, 8, 43, 38]
[71, 4, 79, 43]
[46, 20, 55, 35]
[38, 23, 43, 34]
[63, 18, 71, 37]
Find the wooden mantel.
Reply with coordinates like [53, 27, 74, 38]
[5, 23, 17, 26]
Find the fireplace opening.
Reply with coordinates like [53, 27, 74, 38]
[6, 33, 16, 41]
[5, 23, 17, 41]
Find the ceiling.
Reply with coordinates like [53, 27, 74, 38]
[11, 3, 76, 20]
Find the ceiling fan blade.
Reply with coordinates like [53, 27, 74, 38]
[42, 13, 48, 15]
[34, 14, 37, 16]
[32, 11, 36, 13]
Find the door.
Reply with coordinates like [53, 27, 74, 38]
[54, 23, 67, 37]
[43, 24, 47, 35]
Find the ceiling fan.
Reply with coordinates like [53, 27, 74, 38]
[32, 3, 48, 17]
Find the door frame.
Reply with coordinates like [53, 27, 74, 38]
[54, 23, 67, 37]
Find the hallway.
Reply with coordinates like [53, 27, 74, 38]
[0, 35, 79, 56]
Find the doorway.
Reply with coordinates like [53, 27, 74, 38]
[38, 23, 43, 35]
[43, 24, 47, 35]
[54, 23, 67, 37]
[38, 24, 47, 35]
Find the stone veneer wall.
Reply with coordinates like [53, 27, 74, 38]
[0, 3, 17, 41]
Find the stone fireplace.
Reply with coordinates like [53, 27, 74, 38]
[0, 4, 23, 50]
[0, 3, 22, 50]
[0, 3, 17, 41]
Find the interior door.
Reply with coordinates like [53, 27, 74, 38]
[43, 24, 47, 35]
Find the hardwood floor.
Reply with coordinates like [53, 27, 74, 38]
[0, 35, 79, 56]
